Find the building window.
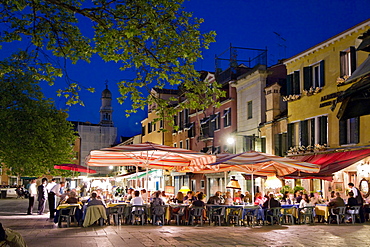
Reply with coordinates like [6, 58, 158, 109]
[340, 47, 356, 77]
[339, 117, 359, 145]
[148, 122, 152, 133]
[173, 143, 177, 148]
[185, 122, 195, 138]
[185, 139, 189, 149]
[191, 180, 196, 191]
[141, 126, 146, 136]
[290, 116, 328, 149]
[160, 120, 163, 129]
[211, 113, 220, 130]
[200, 180, 205, 189]
[179, 140, 183, 149]
[247, 101, 253, 119]
[222, 108, 231, 127]
[274, 133, 287, 156]
[152, 121, 156, 132]
[303, 60, 325, 91]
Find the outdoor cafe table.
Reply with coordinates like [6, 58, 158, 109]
[55, 203, 83, 225]
[315, 204, 329, 222]
[281, 204, 299, 219]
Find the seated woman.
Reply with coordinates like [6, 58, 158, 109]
[87, 192, 106, 207]
[184, 191, 196, 203]
[151, 191, 165, 225]
[173, 191, 184, 204]
[224, 192, 233, 206]
[189, 193, 207, 222]
[66, 191, 79, 204]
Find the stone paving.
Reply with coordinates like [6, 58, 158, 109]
[1, 198, 370, 246]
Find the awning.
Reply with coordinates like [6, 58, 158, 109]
[336, 75, 370, 120]
[285, 148, 370, 180]
[128, 169, 157, 180]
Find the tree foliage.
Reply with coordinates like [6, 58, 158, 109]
[0, 0, 221, 120]
[0, 51, 77, 176]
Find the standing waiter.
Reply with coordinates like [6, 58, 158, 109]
[27, 179, 37, 215]
[348, 182, 365, 222]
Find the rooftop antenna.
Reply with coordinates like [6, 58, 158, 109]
[273, 31, 287, 61]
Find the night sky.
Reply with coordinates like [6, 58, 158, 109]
[16, 0, 370, 139]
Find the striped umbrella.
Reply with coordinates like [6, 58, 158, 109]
[85, 142, 216, 189]
[201, 151, 320, 199]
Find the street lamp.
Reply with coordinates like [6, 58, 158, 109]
[227, 137, 235, 153]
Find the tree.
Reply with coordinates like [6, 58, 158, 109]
[0, 51, 77, 176]
[0, 0, 221, 121]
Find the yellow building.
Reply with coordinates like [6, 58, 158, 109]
[283, 19, 370, 195]
[141, 88, 178, 146]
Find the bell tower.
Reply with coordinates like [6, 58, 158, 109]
[99, 83, 113, 127]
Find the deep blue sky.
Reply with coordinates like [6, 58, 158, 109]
[39, 0, 370, 139]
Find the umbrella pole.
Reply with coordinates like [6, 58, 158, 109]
[145, 166, 148, 191]
[224, 171, 227, 192]
[136, 165, 138, 189]
[251, 173, 254, 202]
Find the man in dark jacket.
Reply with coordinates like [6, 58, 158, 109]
[37, 178, 48, 215]
[207, 191, 221, 205]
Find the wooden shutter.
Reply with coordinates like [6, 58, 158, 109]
[319, 116, 328, 145]
[310, 119, 315, 145]
[303, 66, 312, 91]
[274, 134, 281, 156]
[293, 71, 300, 95]
[339, 119, 347, 145]
[286, 74, 292, 95]
[320, 60, 325, 87]
[287, 123, 294, 148]
[352, 117, 360, 144]
[300, 120, 309, 147]
[340, 51, 347, 77]
[350, 46, 357, 74]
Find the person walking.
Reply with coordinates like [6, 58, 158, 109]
[27, 179, 37, 215]
[37, 178, 48, 215]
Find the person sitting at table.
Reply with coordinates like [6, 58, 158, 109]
[207, 191, 221, 205]
[328, 192, 345, 215]
[184, 191, 196, 203]
[151, 191, 165, 225]
[243, 191, 252, 204]
[87, 191, 106, 207]
[174, 192, 184, 204]
[280, 191, 290, 205]
[310, 192, 323, 205]
[254, 192, 267, 207]
[298, 194, 312, 212]
[265, 194, 281, 209]
[189, 193, 206, 221]
[294, 191, 303, 203]
[141, 189, 148, 203]
[66, 191, 79, 204]
[223, 192, 233, 206]
[130, 190, 144, 208]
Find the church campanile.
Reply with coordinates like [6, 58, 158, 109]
[99, 84, 113, 127]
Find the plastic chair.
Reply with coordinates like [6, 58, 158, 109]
[111, 205, 126, 225]
[131, 205, 147, 225]
[58, 206, 77, 227]
[347, 206, 361, 224]
[281, 207, 295, 225]
[300, 206, 315, 224]
[188, 207, 204, 226]
[244, 207, 259, 227]
[329, 206, 347, 224]
[172, 206, 186, 225]
[208, 206, 225, 226]
[152, 205, 166, 225]
[227, 207, 242, 226]
[266, 207, 282, 225]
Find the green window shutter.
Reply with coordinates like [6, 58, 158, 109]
[353, 117, 360, 144]
[310, 119, 315, 145]
[350, 46, 357, 74]
[293, 71, 300, 95]
[286, 74, 292, 95]
[300, 120, 309, 147]
[281, 133, 287, 156]
[339, 119, 347, 145]
[340, 51, 347, 77]
[303, 66, 312, 91]
[287, 123, 294, 148]
[320, 60, 325, 87]
[319, 116, 328, 145]
[274, 133, 281, 156]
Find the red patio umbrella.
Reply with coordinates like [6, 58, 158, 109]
[54, 164, 97, 174]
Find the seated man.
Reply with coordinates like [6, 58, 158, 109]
[328, 192, 345, 214]
[207, 191, 221, 205]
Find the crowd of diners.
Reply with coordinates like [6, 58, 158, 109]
[31, 178, 367, 226]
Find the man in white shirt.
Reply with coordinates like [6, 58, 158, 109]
[27, 179, 37, 215]
[48, 180, 65, 219]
